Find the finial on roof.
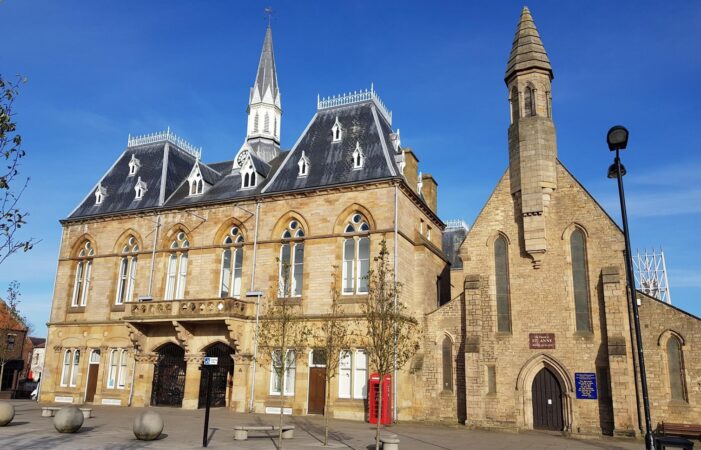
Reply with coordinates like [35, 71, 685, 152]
[504, 6, 553, 83]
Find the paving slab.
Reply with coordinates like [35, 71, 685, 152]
[0, 400, 645, 449]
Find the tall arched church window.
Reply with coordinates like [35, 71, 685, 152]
[524, 86, 535, 116]
[220, 226, 244, 298]
[72, 240, 94, 307]
[667, 336, 687, 402]
[116, 236, 139, 305]
[570, 229, 592, 332]
[494, 235, 511, 332]
[342, 213, 370, 295]
[165, 232, 189, 300]
[510, 87, 519, 123]
[279, 220, 304, 297]
[442, 336, 453, 392]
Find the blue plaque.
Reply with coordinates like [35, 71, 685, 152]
[575, 373, 597, 399]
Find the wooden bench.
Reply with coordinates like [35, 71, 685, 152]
[654, 435, 694, 450]
[41, 406, 92, 419]
[233, 425, 295, 440]
[657, 422, 701, 441]
[380, 434, 400, 450]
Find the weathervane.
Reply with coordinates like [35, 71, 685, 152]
[264, 7, 274, 27]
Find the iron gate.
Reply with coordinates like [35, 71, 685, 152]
[198, 343, 234, 408]
[151, 343, 187, 407]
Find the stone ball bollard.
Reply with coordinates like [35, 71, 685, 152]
[133, 410, 164, 441]
[0, 401, 15, 426]
[53, 406, 84, 433]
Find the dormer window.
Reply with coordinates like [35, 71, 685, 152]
[331, 117, 343, 143]
[95, 184, 106, 205]
[352, 141, 365, 169]
[298, 151, 310, 177]
[128, 154, 140, 176]
[417, 171, 423, 195]
[188, 164, 204, 196]
[242, 162, 256, 189]
[134, 176, 147, 200]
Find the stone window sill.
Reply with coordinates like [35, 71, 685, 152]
[338, 295, 368, 305]
[573, 331, 595, 340]
[67, 306, 86, 313]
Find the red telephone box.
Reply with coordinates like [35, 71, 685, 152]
[368, 373, 392, 425]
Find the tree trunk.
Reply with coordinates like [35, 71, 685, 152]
[375, 377, 383, 450]
[324, 374, 331, 445]
[0, 362, 5, 391]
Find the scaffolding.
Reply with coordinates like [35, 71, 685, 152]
[633, 248, 672, 304]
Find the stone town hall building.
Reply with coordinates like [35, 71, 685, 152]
[41, 7, 700, 438]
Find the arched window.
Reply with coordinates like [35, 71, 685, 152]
[524, 86, 535, 117]
[342, 213, 370, 295]
[116, 236, 139, 305]
[494, 235, 511, 332]
[107, 348, 128, 389]
[270, 349, 296, 396]
[667, 336, 687, 402]
[253, 112, 259, 132]
[510, 87, 519, 123]
[188, 166, 204, 196]
[165, 231, 189, 300]
[570, 229, 592, 332]
[60, 349, 72, 387]
[128, 154, 140, 176]
[70, 349, 80, 387]
[298, 151, 309, 177]
[220, 226, 244, 298]
[279, 220, 304, 297]
[264, 112, 270, 133]
[352, 142, 365, 169]
[331, 117, 342, 142]
[442, 336, 453, 392]
[72, 240, 94, 307]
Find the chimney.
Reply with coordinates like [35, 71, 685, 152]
[421, 173, 438, 213]
[401, 148, 419, 194]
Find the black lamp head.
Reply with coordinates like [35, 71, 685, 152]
[607, 162, 627, 179]
[607, 125, 629, 151]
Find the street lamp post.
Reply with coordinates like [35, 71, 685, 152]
[606, 125, 654, 450]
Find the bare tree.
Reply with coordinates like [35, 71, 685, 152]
[0, 281, 30, 390]
[314, 268, 355, 446]
[0, 74, 36, 266]
[362, 239, 421, 450]
[257, 260, 311, 449]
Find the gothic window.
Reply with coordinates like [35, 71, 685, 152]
[494, 235, 511, 332]
[264, 112, 270, 133]
[342, 213, 370, 295]
[667, 336, 687, 402]
[442, 336, 453, 392]
[240, 154, 257, 189]
[72, 240, 94, 307]
[95, 183, 106, 205]
[524, 86, 535, 117]
[116, 236, 139, 305]
[220, 226, 244, 298]
[570, 229, 592, 332]
[253, 112, 259, 132]
[487, 366, 497, 394]
[165, 231, 189, 300]
[331, 117, 342, 142]
[270, 349, 296, 396]
[352, 142, 365, 169]
[279, 220, 304, 297]
[188, 165, 204, 196]
[298, 151, 309, 177]
[107, 348, 128, 389]
[128, 154, 140, 176]
[510, 87, 519, 123]
[134, 176, 147, 200]
[60, 349, 80, 387]
[71, 349, 80, 387]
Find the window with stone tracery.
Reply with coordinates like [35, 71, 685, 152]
[116, 236, 139, 305]
[342, 213, 370, 295]
[165, 231, 189, 300]
[570, 229, 592, 332]
[494, 235, 511, 332]
[279, 220, 304, 297]
[72, 240, 94, 307]
[220, 226, 244, 298]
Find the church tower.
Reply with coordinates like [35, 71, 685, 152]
[245, 25, 281, 163]
[505, 7, 557, 268]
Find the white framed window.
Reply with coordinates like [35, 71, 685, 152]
[164, 232, 189, 300]
[352, 141, 365, 169]
[338, 350, 352, 399]
[107, 349, 118, 389]
[298, 151, 310, 177]
[342, 214, 370, 295]
[188, 165, 204, 196]
[128, 154, 140, 176]
[60, 349, 72, 387]
[118, 349, 128, 388]
[72, 240, 94, 307]
[95, 183, 106, 205]
[337, 349, 367, 399]
[353, 350, 368, 399]
[270, 349, 296, 396]
[331, 116, 342, 142]
[70, 349, 80, 387]
[220, 227, 244, 298]
[134, 176, 147, 200]
[279, 221, 304, 297]
[116, 236, 139, 305]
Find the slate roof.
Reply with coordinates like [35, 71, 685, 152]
[505, 6, 552, 82]
[251, 25, 279, 107]
[263, 100, 399, 194]
[442, 225, 468, 270]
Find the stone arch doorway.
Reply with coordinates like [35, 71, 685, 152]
[531, 368, 564, 430]
[198, 342, 235, 408]
[151, 343, 186, 407]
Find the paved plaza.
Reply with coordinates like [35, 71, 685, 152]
[0, 400, 648, 450]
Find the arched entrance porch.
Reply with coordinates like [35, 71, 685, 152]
[198, 342, 235, 408]
[151, 343, 187, 407]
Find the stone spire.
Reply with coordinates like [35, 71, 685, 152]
[505, 6, 557, 268]
[243, 25, 282, 163]
[505, 6, 552, 83]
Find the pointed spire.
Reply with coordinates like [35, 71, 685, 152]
[505, 6, 552, 83]
[251, 25, 280, 107]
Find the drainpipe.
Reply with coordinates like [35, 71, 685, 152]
[147, 215, 162, 296]
[393, 184, 398, 422]
[248, 200, 261, 413]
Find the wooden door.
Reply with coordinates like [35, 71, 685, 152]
[532, 368, 564, 431]
[308, 367, 326, 415]
[85, 364, 99, 403]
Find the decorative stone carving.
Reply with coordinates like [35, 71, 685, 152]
[53, 406, 84, 433]
[133, 410, 164, 441]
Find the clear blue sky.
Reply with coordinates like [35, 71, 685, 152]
[2, 1, 700, 336]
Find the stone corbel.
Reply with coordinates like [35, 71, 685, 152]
[172, 321, 194, 353]
[125, 322, 146, 355]
[224, 319, 240, 353]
